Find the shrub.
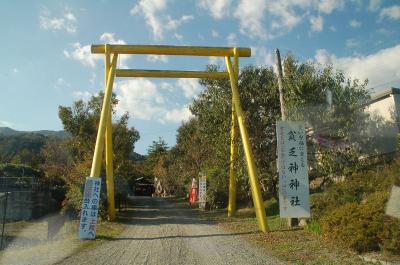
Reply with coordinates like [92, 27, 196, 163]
[320, 191, 400, 253]
[0, 163, 44, 178]
[63, 179, 109, 220]
[311, 161, 400, 220]
[62, 183, 83, 217]
[205, 167, 228, 209]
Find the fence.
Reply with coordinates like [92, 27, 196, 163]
[0, 192, 9, 250]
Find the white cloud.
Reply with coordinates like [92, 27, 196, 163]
[380, 5, 400, 20]
[174, 33, 183, 40]
[208, 56, 224, 65]
[147, 55, 169, 63]
[346, 38, 359, 48]
[115, 78, 194, 123]
[54, 78, 70, 89]
[160, 82, 173, 91]
[329, 26, 337, 32]
[317, 0, 344, 14]
[131, 0, 192, 41]
[253, 46, 274, 66]
[39, 7, 77, 33]
[115, 79, 165, 120]
[89, 73, 96, 85]
[63, 43, 101, 67]
[176, 78, 202, 99]
[166, 15, 194, 30]
[131, 0, 166, 40]
[349, 19, 362, 28]
[0, 120, 14, 128]
[163, 106, 193, 123]
[314, 45, 400, 89]
[230, 0, 352, 40]
[100, 33, 130, 68]
[212, 30, 219, 38]
[100, 32, 126, 45]
[235, 0, 267, 39]
[310, 16, 324, 32]
[368, 0, 381, 11]
[12, 68, 19, 74]
[72, 91, 93, 101]
[64, 33, 129, 68]
[268, 1, 303, 34]
[227, 33, 237, 46]
[198, 0, 231, 19]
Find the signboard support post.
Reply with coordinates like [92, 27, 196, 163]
[275, 48, 299, 227]
[228, 52, 239, 217]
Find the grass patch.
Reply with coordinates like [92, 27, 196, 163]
[304, 219, 322, 235]
[185, 198, 369, 265]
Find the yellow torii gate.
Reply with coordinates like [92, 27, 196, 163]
[89, 44, 269, 232]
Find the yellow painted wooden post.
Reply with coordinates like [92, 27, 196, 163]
[228, 50, 239, 217]
[225, 51, 269, 232]
[228, 105, 238, 217]
[89, 53, 118, 178]
[104, 45, 116, 221]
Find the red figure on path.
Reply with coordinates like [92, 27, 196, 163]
[189, 178, 198, 205]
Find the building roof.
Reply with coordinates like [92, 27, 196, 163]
[368, 87, 400, 105]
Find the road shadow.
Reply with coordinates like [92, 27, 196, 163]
[116, 196, 213, 227]
[97, 231, 256, 241]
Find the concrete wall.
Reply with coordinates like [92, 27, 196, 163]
[367, 95, 396, 122]
[0, 190, 54, 221]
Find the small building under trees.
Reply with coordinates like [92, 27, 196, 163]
[363, 87, 400, 155]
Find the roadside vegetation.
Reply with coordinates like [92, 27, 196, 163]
[146, 54, 400, 261]
[0, 92, 139, 251]
[1, 53, 399, 262]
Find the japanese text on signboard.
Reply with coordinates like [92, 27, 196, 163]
[198, 177, 206, 209]
[79, 177, 101, 239]
[276, 121, 310, 218]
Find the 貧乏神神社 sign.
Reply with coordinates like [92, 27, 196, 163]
[276, 121, 310, 218]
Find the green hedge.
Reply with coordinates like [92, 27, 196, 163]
[320, 191, 400, 253]
[313, 160, 400, 253]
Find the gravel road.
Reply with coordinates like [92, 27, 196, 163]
[58, 196, 284, 265]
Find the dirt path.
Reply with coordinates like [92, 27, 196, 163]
[57, 196, 284, 265]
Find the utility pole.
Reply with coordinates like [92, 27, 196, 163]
[275, 48, 287, 120]
[274, 48, 298, 228]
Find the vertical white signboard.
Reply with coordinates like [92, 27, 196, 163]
[198, 177, 207, 209]
[276, 121, 310, 218]
[79, 177, 102, 239]
[386, 185, 400, 219]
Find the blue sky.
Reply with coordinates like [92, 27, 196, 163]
[1, 0, 400, 155]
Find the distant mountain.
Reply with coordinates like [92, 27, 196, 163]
[0, 127, 17, 136]
[0, 127, 69, 139]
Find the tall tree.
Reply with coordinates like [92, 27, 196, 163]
[166, 54, 371, 205]
[58, 92, 140, 215]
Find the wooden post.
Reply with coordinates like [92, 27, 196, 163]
[275, 48, 287, 120]
[274, 48, 298, 228]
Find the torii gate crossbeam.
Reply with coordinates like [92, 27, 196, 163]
[89, 44, 269, 233]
